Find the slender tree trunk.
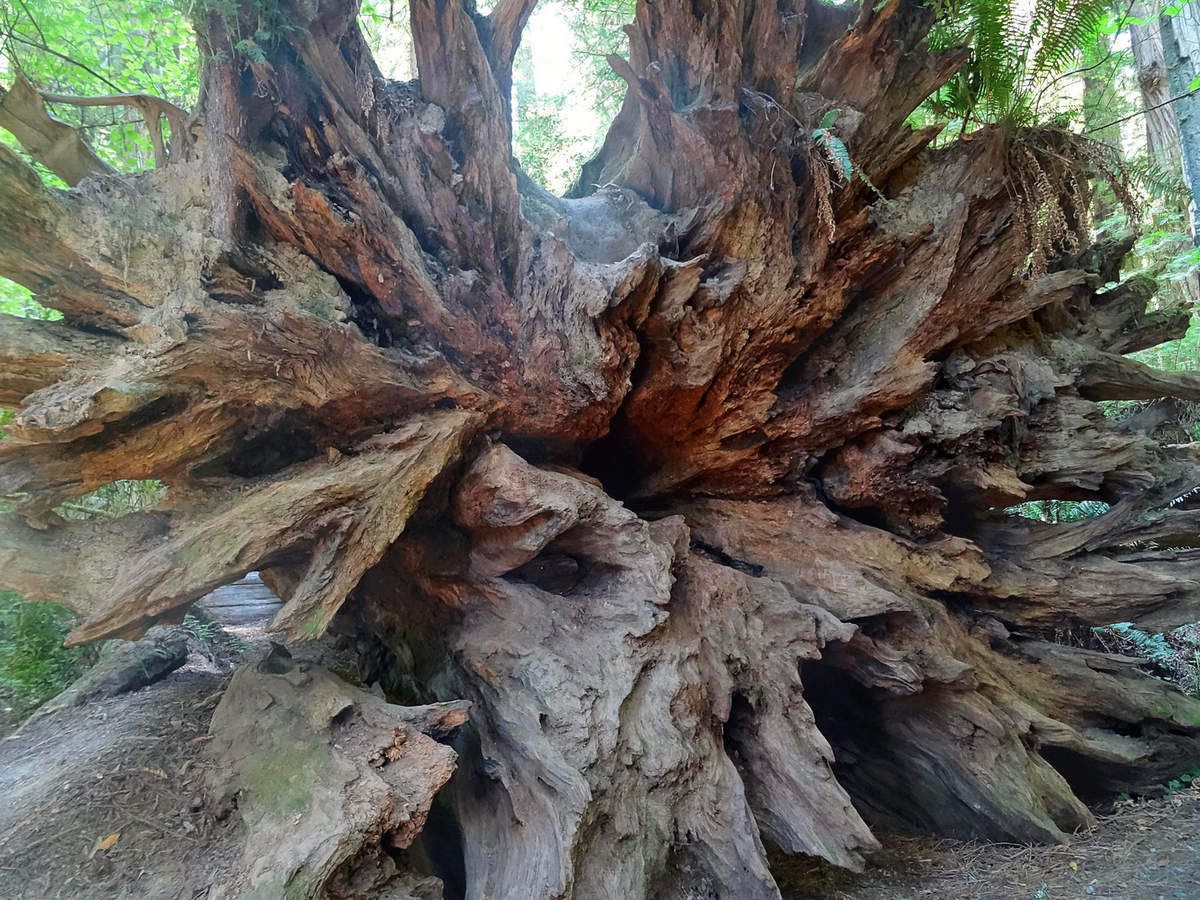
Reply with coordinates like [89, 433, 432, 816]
[1129, 4, 1200, 304]
[1130, 2, 1184, 169]
[1161, 0, 1200, 242]
[2, 0, 1200, 897]
[1083, 32, 1120, 222]
[1084, 34, 1120, 145]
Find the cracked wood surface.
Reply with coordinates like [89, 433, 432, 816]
[3, 0, 1200, 896]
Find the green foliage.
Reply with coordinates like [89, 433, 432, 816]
[53, 479, 165, 520]
[1007, 499, 1111, 522]
[182, 613, 221, 646]
[358, 0, 416, 80]
[1131, 298, 1200, 374]
[1092, 622, 1200, 697]
[1164, 765, 1200, 794]
[812, 121, 853, 180]
[1124, 155, 1191, 208]
[1, 0, 200, 171]
[0, 591, 94, 719]
[182, 613, 249, 654]
[924, 0, 1119, 129]
[0, 291, 158, 720]
[1100, 621, 1174, 661]
[509, 0, 634, 191]
[558, 0, 635, 124]
[512, 43, 586, 192]
[179, 0, 300, 63]
[0, 278, 58, 320]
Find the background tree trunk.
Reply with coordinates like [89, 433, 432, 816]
[2, 0, 1200, 896]
[1084, 33, 1121, 148]
[1161, 0, 1200, 242]
[1128, 2, 1199, 305]
[1131, 2, 1184, 169]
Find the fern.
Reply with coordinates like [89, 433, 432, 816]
[1098, 622, 1174, 662]
[1033, 0, 1109, 76]
[814, 129, 853, 180]
[1126, 155, 1192, 205]
[925, 0, 1117, 129]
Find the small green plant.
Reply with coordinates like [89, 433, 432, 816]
[812, 108, 852, 182]
[1096, 622, 1174, 662]
[1165, 766, 1200, 795]
[180, 0, 300, 63]
[182, 613, 249, 655]
[182, 613, 220, 648]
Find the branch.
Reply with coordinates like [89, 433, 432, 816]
[1075, 350, 1200, 401]
[486, 0, 539, 75]
[0, 74, 113, 185]
[0, 313, 118, 405]
[0, 411, 480, 644]
[1033, 0, 1137, 118]
[0, 143, 151, 324]
[40, 90, 193, 166]
[0, 30, 123, 92]
[1087, 85, 1200, 133]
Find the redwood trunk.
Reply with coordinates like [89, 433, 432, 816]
[1130, 2, 1183, 169]
[3, 0, 1200, 896]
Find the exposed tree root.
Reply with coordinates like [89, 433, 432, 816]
[2, 0, 1200, 895]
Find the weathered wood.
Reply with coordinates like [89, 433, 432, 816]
[2, 0, 1200, 895]
[0, 75, 114, 185]
[205, 654, 469, 898]
[361, 447, 877, 894]
[0, 313, 118, 406]
[0, 411, 476, 642]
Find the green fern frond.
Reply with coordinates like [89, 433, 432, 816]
[818, 108, 842, 130]
[1032, 0, 1108, 76]
[1099, 622, 1175, 662]
[1126, 155, 1192, 204]
[814, 130, 853, 180]
[925, 0, 1114, 130]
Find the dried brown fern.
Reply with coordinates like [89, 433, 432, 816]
[1006, 129, 1138, 277]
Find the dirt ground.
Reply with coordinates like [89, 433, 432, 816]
[779, 790, 1200, 899]
[0, 668, 233, 897]
[0, 629, 257, 900]
[1, 630, 1198, 899]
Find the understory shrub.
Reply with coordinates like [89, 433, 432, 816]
[0, 591, 96, 722]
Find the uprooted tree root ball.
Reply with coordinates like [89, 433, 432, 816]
[3, 0, 1200, 896]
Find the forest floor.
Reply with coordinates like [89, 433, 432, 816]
[1, 622, 1198, 899]
[0, 621, 270, 899]
[779, 789, 1200, 899]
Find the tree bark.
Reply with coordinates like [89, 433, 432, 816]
[1161, 0, 1200, 242]
[1128, 2, 1199, 304]
[2, 0, 1200, 896]
[1130, 2, 1183, 170]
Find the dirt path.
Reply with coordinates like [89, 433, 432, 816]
[780, 789, 1200, 899]
[0, 664, 234, 899]
[0, 620, 277, 899]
